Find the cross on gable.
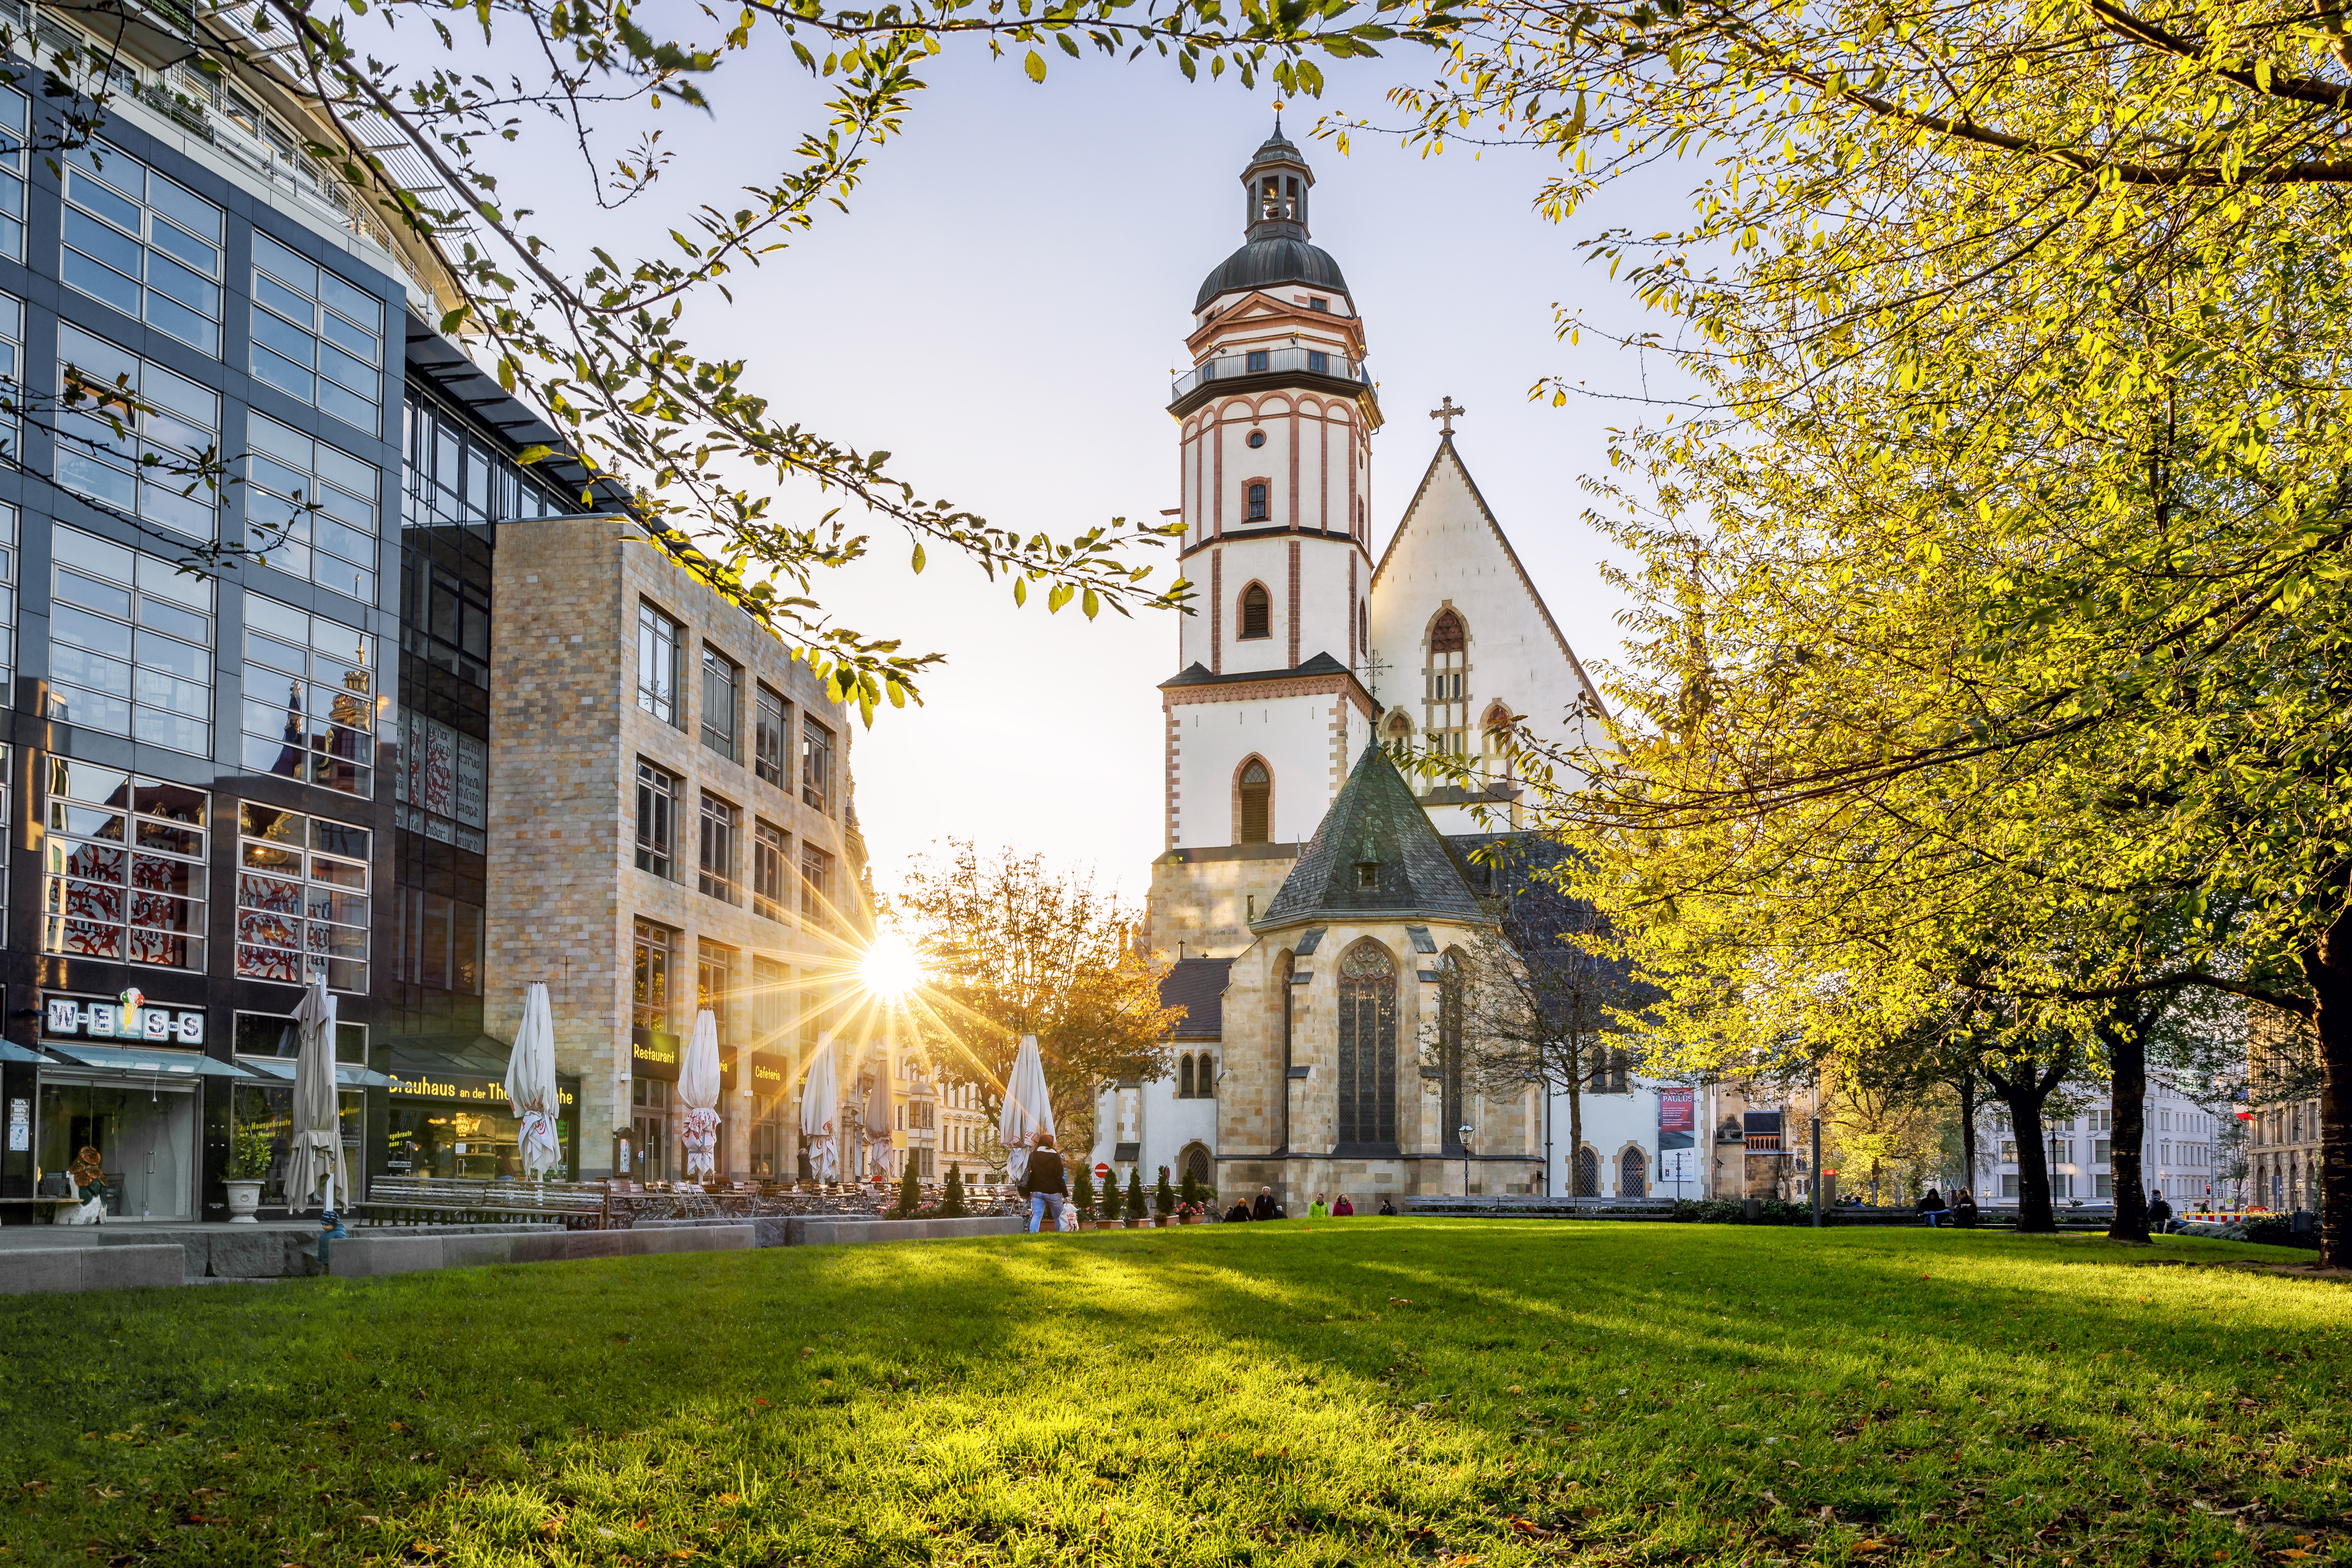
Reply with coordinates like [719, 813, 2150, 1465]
[1430, 396, 1466, 435]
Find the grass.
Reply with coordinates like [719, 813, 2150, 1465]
[1, 1221, 2347, 1567]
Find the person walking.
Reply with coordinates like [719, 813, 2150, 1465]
[1333, 1195, 1355, 1216]
[1308, 1194, 1330, 1219]
[1223, 1196, 1253, 1222]
[1020, 1132, 1069, 1234]
[1916, 1187, 1949, 1228]
[1252, 1186, 1283, 1221]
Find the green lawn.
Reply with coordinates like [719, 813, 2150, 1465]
[1, 1222, 2346, 1567]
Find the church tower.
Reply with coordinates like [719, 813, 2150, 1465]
[1150, 124, 1384, 963]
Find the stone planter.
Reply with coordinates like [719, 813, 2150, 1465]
[1152, 1215, 1169, 1228]
[1123, 1218, 1141, 1229]
[1180, 1213, 1201, 1225]
[225, 1180, 264, 1224]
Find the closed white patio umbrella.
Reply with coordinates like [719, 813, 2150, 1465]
[799, 1034, 837, 1180]
[679, 1008, 722, 1182]
[503, 982, 562, 1180]
[999, 1035, 1055, 1184]
[283, 978, 349, 1237]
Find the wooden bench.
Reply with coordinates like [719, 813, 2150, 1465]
[361, 1177, 616, 1230]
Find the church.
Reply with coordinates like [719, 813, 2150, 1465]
[1089, 123, 1677, 1211]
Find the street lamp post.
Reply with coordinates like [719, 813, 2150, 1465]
[1811, 1117, 1823, 1228]
[1460, 1124, 1474, 1198]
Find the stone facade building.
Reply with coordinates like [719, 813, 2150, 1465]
[2246, 1005, 2324, 1213]
[485, 517, 870, 1182]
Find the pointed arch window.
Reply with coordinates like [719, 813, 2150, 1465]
[1336, 939, 1398, 1151]
[1621, 1148, 1648, 1198]
[1239, 582, 1271, 640]
[1179, 1054, 1196, 1098]
[1426, 609, 1468, 756]
[1575, 1145, 1600, 1198]
[1238, 758, 1271, 843]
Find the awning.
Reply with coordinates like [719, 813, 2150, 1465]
[43, 1043, 258, 1077]
[0, 1041, 46, 1064]
[237, 1056, 396, 1089]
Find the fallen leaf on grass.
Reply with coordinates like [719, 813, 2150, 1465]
[358, 1515, 381, 1526]
[1853, 1540, 1893, 1555]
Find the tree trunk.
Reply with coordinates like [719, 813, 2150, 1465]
[1956, 1067, 1980, 1207]
[2104, 1008, 2150, 1245]
[2302, 895, 2352, 1270]
[1567, 1048, 1585, 1200]
[1986, 1053, 2067, 1233]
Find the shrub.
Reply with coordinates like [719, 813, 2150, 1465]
[1126, 1168, 1148, 1222]
[1101, 1166, 1122, 1218]
[1180, 1169, 1204, 1210]
[941, 1163, 967, 1217]
[1155, 1166, 1176, 1217]
[1668, 1198, 1813, 1226]
[891, 1163, 923, 1219]
[1074, 1169, 1095, 1219]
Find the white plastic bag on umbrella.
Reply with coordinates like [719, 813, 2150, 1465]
[284, 978, 348, 1213]
[799, 1035, 836, 1180]
[503, 982, 562, 1179]
[679, 1008, 723, 1181]
[998, 1035, 1055, 1185]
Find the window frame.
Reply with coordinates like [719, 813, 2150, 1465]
[700, 644, 742, 762]
[233, 801, 372, 992]
[634, 759, 680, 879]
[752, 818, 790, 922]
[697, 790, 740, 904]
[42, 760, 208, 971]
[801, 718, 833, 813]
[754, 684, 790, 786]
[636, 601, 685, 728]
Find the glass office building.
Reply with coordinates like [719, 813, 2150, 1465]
[0, 43, 612, 1222]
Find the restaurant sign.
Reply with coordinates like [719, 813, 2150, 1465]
[45, 989, 205, 1046]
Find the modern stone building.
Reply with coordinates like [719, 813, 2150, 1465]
[482, 518, 871, 1182]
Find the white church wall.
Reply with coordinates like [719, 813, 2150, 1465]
[1538, 1083, 1679, 1199]
[1369, 451, 1607, 825]
[1089, 1076, 1220, 1192]
[1172, 692, 1346, 849]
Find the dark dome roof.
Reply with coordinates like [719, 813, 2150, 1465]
[1194, 235, 1350, 312]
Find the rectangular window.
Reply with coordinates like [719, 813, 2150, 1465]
[43, 760, 207, 970]
[697, 941, 735, 1045]
[2094, 1139, 2112, 1165]
[632, 919, 675, 1032]
[1307, 350, 1329, 373]
[49, 525, 215, 755]
[2050, 1172, 2072, 1198]
[0, 87, 25, 261]
[700, 645, 741, 761]
[636, 601, 684, 727]
[250, 230, 385, 435]
[241, 595, 377, 797]
[236, 803, 371, 991]
[0, 290, 22, 463]
[634, 760, 679, 878]
[755, 685, 789, 786]
[2095, 1174, 2114, 1198]
[802, 718, 833, 813]
[62, 142, 224, 355]
[403, 391, 563, 529]
[698, 792, 739, 903]
[0, 502, 14, 692]
[57, 323, 221, 538]
[753, 819, 789, 922]
[754, 955, 789, 1047]
[394, 889, 482, 994]
[393, 706, 487, 851]
[246, 412, 381, 603]
[1246, 349, 1269, 372]
[800, 842, 833, 926]
[2000, 1174, 2019, 1198]
[1999, 1141, 2017, 1163]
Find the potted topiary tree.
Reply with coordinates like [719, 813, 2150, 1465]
[1074, 1168, 1097, 1229]
[1125, 1168, 1147, 1229]
[1154, 1166, 1175, 1227]
[941, 1162, 967, 1218]
[892, 1161, 923, 1219]
[225, 1109, 273, 1223]
[1099, 1167, 1121, 1229]
[1178, 1169, 1205, 1224]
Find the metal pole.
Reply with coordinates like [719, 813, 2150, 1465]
[1811, 1117, 1823, 1228]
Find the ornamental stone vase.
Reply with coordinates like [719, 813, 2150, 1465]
[225, 1180, 264, 1223]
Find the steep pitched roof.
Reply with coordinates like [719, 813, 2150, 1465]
[1370, 436, 1611, 722]
[1158, 957, 1235, 1039]
[1255, 743, 1489, 930]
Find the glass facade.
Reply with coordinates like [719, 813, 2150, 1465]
[55, 324, 221, 539]
[42, 761, 209, 969]
[250, 231, 383, 435]
[241, 594, 377, 797]
[61, 142, 225, 355]
[48, 525, 215, 753]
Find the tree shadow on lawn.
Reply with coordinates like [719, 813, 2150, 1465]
[0, 1220, 2342, 1567]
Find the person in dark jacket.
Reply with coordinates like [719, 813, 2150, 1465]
[1251, 1187, 1283, 1222]
[1224, 1198, 1252, 1222]
[1020, 1133, 1068, 1233]
[2148, 1189, 2175, 1232]
[1950, 1190, 1979, 1228]
[1916, 1188, 1949, 1227]
[1378, 1196, 1398, 1216]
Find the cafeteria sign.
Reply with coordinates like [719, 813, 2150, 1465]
[46, 989, 205, 1045]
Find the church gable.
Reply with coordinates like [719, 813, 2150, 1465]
[1368, 438, 1608, 727]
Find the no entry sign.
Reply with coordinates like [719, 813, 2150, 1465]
[1095, 1163, 1112, 1178]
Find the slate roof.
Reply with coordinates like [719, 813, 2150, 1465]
[1159, 651, 1359, 692]
[1158, 957, 1235, 1039]
[1255, 743, 1490, 930]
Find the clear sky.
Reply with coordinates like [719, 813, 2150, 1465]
[451, 30, 1698, 900]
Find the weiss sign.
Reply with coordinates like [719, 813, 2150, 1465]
[44, 989, 205, 1046]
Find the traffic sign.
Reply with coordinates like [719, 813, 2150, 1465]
[1094, 1163, 1112, 1178]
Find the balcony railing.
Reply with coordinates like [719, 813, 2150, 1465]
[1171, 346, 1372, 402]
